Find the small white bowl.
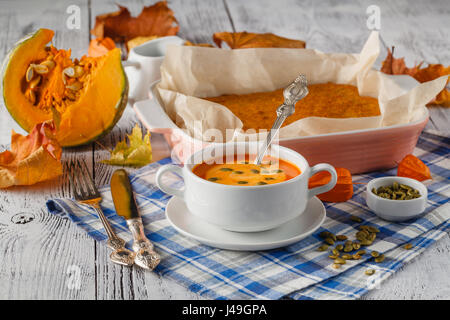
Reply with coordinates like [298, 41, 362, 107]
[366, 177, 428, 222]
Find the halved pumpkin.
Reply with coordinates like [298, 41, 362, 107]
[2, 28, 128, 147]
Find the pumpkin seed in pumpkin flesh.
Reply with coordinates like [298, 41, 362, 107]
[26, 65, 34, 82]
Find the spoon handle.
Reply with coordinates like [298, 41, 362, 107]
[255, 105, 292, 165]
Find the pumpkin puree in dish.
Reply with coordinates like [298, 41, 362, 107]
[204, 83, 380, 131]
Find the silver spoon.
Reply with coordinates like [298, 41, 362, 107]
[254, 75, 309, 165]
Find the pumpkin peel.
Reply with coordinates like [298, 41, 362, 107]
[309, 167, 353, 202]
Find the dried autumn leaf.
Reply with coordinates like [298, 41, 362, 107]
[213, 32, 306, 49]
[88, 37, 116, 57]
[397, 154, 431, 182]
[413, 64, 450, 107]
[184, 40, 214, 48]
[91, 1, 179, 44]
[101, 125, 152, 167]
[308, 168, 353, 202]
[0, 122, 62, 188]
[380, 47, 450, 107]
[127, 35, 159, 51]
[380, 46, 420, 76]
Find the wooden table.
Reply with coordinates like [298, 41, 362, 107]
[0, 0, 449, 300]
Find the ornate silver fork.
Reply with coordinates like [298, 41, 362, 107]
[67, 160, 135, 266]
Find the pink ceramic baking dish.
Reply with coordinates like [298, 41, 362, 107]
[134, 76, 429, 174]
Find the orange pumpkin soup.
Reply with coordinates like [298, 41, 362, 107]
[192, 156, 301, 186]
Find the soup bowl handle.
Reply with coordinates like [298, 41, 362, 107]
[156, 164, 185, 199]
[307, 164, 338, 199]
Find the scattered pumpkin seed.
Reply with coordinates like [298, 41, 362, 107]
[335, 244, 344, 251]
[342, 254, 352, 260]
[319, 231, 331, 239]
[352, 242, 361, 250]
[332, 263, 341, 269]
[334, 258, 346, 265]
[371, 251, 380, 258]
[332, 249, 339, 255]
[356, 250, 366, 256]
[317, 244, 329, 252]
[350, 216, 362, 223]
[374, 254, 385, 263]
[328, 254, 339, 259]
[336, 235, 348, 241]
[360, 239, 373, 246]
[368, 226, 380, 233]
[324, 237, 335, 245]
[404, 243, 413, 250]
[343, 245, 353, 253]
[365, 269, 375, 276]
[352, 254, 361, 260]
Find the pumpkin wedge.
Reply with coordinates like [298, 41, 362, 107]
[2, 28, 128, 147]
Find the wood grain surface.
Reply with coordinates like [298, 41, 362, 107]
[0, 0, 448, 300]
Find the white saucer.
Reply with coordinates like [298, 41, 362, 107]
[165, 196, 326, 251]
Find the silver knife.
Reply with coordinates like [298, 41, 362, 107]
[110, 169, 161, 270]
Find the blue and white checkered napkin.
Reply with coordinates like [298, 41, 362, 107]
[46, 132, 450, 300]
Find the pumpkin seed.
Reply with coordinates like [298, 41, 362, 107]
[324, 237, 335, 245]
[372, 188, 377, 195]
[365, 269, 375, 276]
[66, 91, 76, 101]
[332, 263, 341, 269]
[317, 244, 328, 252]
[404, 243, 413, 250]
[29, 75, 41, 89]
[26, 89, 36, 104]
[319, 231, 331, 239]
[367, 226, 380, 233]
[344, 240, 352, 246]
[32, 63, 49, 74]
[393, 182, 399, 191]
[208, 177, 219, 182]
[335, 244, 344, 251]
[343, 245, 353, 253]
[237, 181, 248, 184]
[63, 67, 75, 77]
[332, 249, 339, 255]
[40, 60, 55, 70]
[336, 235, 348, 241]
[374, 254, 385, 263]
[265, 177, 275, 181]
[74, 65, 84, 77]
[329, 234, 337, 241]
[66, 81, 83, 91]
[360, 239, 373, 246]
[356, 250, 366, 255]
[334, 258, 346, 265]
[350, 216, 362, 223]
[342, 254, 352, 260]
[250, 169, 260, 174]
[371, 251, 380, 258]
[328, 254, 339, 259]
[257, 181, 267, 185]
[368, 233, 376, 242]
[219, 168, 233, 172]
[26, 65, 34, 82]
[352, 242, 361, 250]
[352, 254, 361, 260]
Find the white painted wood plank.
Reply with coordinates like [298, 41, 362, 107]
[0, 0, 98, 299]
